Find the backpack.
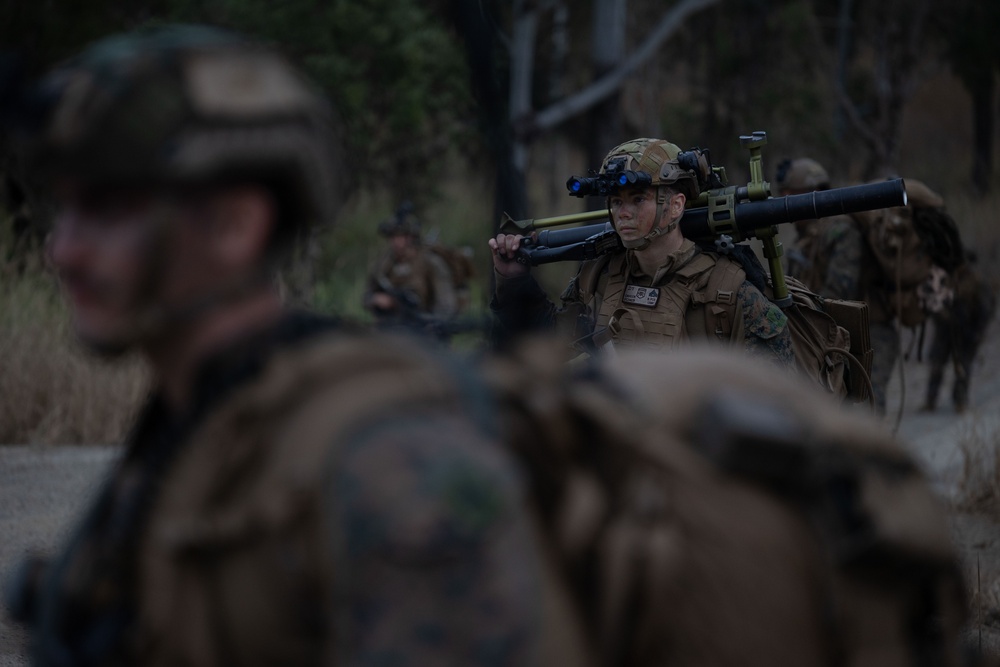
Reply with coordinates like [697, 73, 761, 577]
[483, 342, 967, 667]
[426, 242, 476, 312]
[767, 275, 874, 406]
[723, 245, 874, 405]
[852, 180, 965, 327]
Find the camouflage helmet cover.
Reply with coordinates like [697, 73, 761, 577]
[599, 138, 700, 200]
[30, 24, 345, 231]
[378, 213, 421, 238]
[775, 158, 830, 192]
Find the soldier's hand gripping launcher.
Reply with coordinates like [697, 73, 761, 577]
[501, 132, 907, 307]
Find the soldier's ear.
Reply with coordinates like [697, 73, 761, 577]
[669, 191, 686, 218]
[209, 185, 277, 268]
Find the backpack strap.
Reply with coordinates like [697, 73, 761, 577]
[687, 255, 745, 341]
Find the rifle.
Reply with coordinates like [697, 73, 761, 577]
[371, 278, 490, 341]
[500, 132, 907, 307]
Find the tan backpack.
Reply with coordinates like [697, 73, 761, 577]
[852, 179, 965, 328]
[768, 275, 875, 405]
[483, 341, 967, 667]
[142, 330, 964, 666]
[426, 242, 476, 312]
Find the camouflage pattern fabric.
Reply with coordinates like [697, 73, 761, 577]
[333, 413, 540, 666]
[868, 321, 900, 414]
[786, 215, 863, 301]
[738, 281, 794, 369]
[365, 247, 459, 320]
[15, 314, 545, 666]
[492, 254, 792, 369]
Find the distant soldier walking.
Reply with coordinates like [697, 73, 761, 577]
[922, 256, 997, 413]
[364, 203, 462, 332]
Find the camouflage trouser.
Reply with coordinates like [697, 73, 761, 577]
[868, 321, 900, 415]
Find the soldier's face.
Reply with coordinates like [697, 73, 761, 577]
[610, 186, 659, 243]
[49, 181, 163, 352]
[389, 233, 416, 258]
[48, 180, 234, 354]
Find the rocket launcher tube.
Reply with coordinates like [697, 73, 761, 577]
[516, 179, 906, 266]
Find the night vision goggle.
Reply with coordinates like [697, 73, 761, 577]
[566, 150, 709, 198]
[566, 169, 652, 198]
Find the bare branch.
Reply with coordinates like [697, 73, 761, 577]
[532, 0, 720, 132]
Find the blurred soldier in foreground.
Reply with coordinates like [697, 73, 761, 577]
[2, 26, 551, 666]
[490, 138, 793, 368]
[922, 254, 997, 413]
[363, 202, 460, 329]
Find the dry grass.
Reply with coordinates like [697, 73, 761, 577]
[0, 265, 148, 444]
[954, 416, 1000, 511]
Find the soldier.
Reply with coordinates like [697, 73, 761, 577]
[776, 158, 950, 416]
[364, 203, 460, 331]
[853, 178, 962, 417]
[3, 26, 558, 666]
[922, 254, 997, 413]
[775, 158, 863, 301]
[489, 138, 793, 367]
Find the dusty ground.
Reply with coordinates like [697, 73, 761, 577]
[885, 317, 1000, 657]
[1, 320, 999, 663]
[0, 446, 119, 665]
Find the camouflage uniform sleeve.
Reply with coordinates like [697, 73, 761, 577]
[737, 281, 795, 370]
[327, 412, 542, 667]
[490, 273, 563, 350]
[820, 217, 863, 301]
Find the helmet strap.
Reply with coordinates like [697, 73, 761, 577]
[620, 186, 677, 250]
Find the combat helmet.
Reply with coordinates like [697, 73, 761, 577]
[378, 201, 421, 238]
[27, 24, 345, 247]
[600, 138, 701, 201]
[598, 138, 701, 250]
[901, 178, 944, 209]
[775, 158, 830, 193]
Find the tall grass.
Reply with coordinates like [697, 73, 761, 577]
[0, 263, 149, 444]
[955, 417, 1000, 511]
[0, 176, 501, 444]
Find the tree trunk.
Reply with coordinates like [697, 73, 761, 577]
[448, 0, 528, 229]
[971, 74, 995, 195]
[584, 0, 625, 210]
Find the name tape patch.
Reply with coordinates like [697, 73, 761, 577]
[623, 284, 660, 307]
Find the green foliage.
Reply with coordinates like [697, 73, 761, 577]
[0, 0, 475, 205]
[160, 0, 475, 202]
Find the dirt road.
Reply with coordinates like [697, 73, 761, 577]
[2, 321, 999, 662]
[0, 446, 120, 664]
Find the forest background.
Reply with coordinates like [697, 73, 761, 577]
[1, 0, 999, 443]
